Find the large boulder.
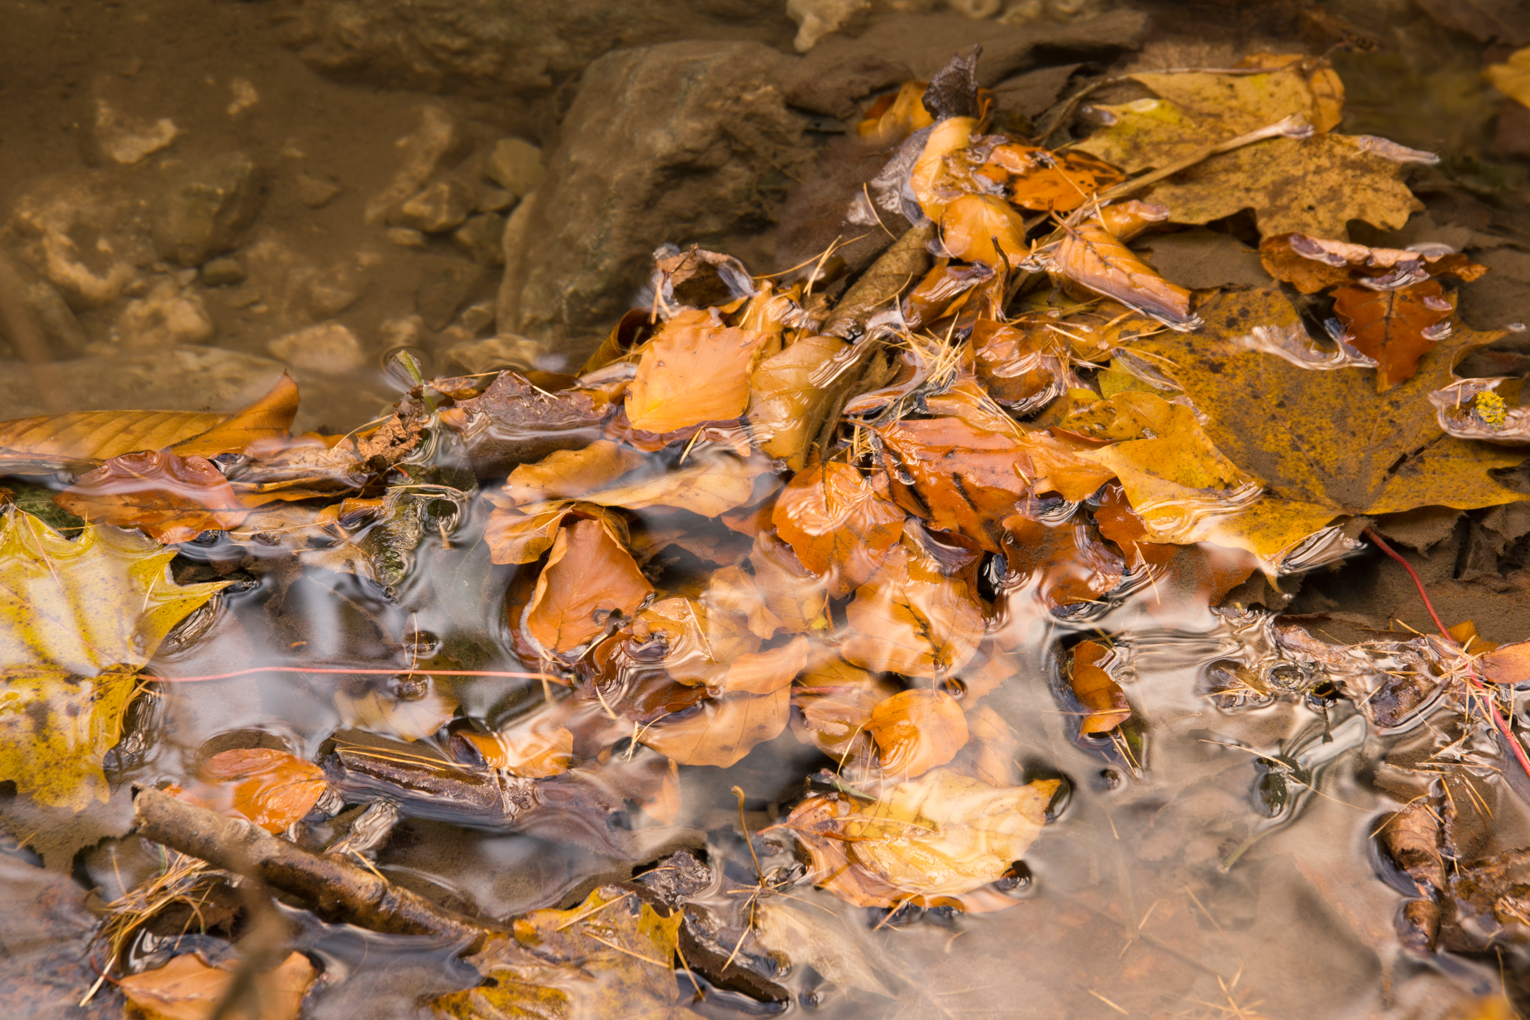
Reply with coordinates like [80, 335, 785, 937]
[498, 40, 812, 340]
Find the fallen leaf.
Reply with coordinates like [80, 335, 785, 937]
[1048, 204, 1198, 328]
[0, 511, 227, 808]
[947, 704, 1018, 787]
[939, 194, 1028, 269]
[984, 143, 1125, 212]
[437, 885, 700, 1020]
[527, 519, 654, 655]
[119, 951, 316, 1020]
[625, 309, 772, 433]
[1000, 510, 1125, 609]
[1259, 233, 1487, 294]
[911, 116, 978, 219]
[969, 317, 1069, 410]
[859, 79, 933, 145]
[752, 898, 890, 997]
[527, 447, 773, 518]
[841, 537, 984, 679]
[717, 635, 811, 695]
[1332, 279, 1455, 390]
[1137, 287, 1528, 516]
[772, 462, 905, 597]
[1069, 639, 1131, 734]
[746, 333, 854, 470]
[54, 450, 248, 543]
[174, 748, 327, 833]
[1481, 640, 1530, 684]
[439, 371, 611, 474]
[500, 441, 649, 507]
[640, 684, 790, 767]
[792, 656, 901, 762]
[1486, 47, 1530, 109]
[867, 688, 969, 778]
[457, 719, 575, 778]
[485, 502, 629, 566]
[0, 373, 296, 472]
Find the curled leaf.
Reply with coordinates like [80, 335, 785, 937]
[939, 194, 1028, 269]
[526, 520, 654, 655]
[1069, 639, 1131, 735]
[868, 688, 969, 778]
[55, 450, 248, 543]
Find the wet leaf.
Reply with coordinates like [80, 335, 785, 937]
[868, 688, 969, 778]
[1332, 279, 1454, 390]
[717, 635, 811, 696]
[985, 144, 1125, 212]
[1048, 203, 1197, 328]
[0, 374, 296, 472]
[527, 519, 654, 655]
[457, 719, 574, 778]
[911, 117, 978, 219]
[841, 537, 984, 680]
[500, 440, 649, 507]
[1000, 511, 1124, 609]
[939, 194, 1028, 269]
[772, 462, 905, 597]
[1480, 640, 1530, 684]
[440, 371, 611, 474]
[858, 79, 933, 146]
[484, 502, 629, 566]
[752, 899, 890, 997]
[969, 318, 1069, 409]
[746, 333, 853, 471]
[1138, 287, 1528, 516]
[792, 656, 900, 762]
[1075, 61, 1424, 237]
[438, 886, 699, 1020]
[625, 309, 772, 433]
[526, 448, 773, 519]
[640, 684, 790, 768]
[54, 451, 248, 543]
[0, 511, 227, 808]
[118, 951, 316, 1020]
[173, 748, 327, 833]
[1486, 47, 1530, 109]
[1069, 639, 1131, 735]
[1259, 233, 1488, 294]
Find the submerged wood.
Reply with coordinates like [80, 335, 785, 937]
[133, 786, 505, 951]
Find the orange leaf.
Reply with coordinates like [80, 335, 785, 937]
[1051, 205, 1198, 328]
[1069, 640, 1130, 735]
[54, 451, 249, 543]
[746, 333, 853, 471]
[625, 309, 771, 433]
[842, 537, 984, 679]
[1259, 233, 1488, 295]
[1481, 640, 1530, 685]
[526, 519, 654, 654]
[718, 635, 812, 695]
[500, 440, 648, 507]
[773, 462, 906, 597]
[969, 318, 1068, 409]
[615, 596, 761, 687]
[792, 657, 900, 761]
[868, 688, 969, 778]
[640, 685, 790, 767]
[1000, 511, 1124, 610]
[458, 719, 574, 778]
[858, 79, 933, 145]
[910, 116, 977, 219]
[986, 143, 1125, 212]
[939, 195, 1028, 269]
[175, 749, 327, 833]
[170, 374, 299, 457]
[119, 951, 316, 1020]
[1332, 279, 1453, 390]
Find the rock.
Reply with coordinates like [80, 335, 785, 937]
[268, 321, 366, 373]
[153, 152, 267, 267]
[7, 173, 150, 308]
[395, 177, 476, 233]
[227, 77, 260, 116]
[379, 315, 426, 349]
[459, 301, 496, 334]
[200, 257, 246, 287]
[288, 262, 368, 317]
[93, 99, 178, 164]
[476, 186, 516, 213]
[443, 334, 547, 375]
[1, 265, 90, 357]
[112, 278, 215, 351]
[283, 0, 796, 99]
[0, 346, 287, 419]
[453, 213, 505, 265]
[482, 138, 545, 198]
[294, 172, 342, 209]
[786, 0, 872, 52]
[365, 105, 464, 225]
[418, 258, 486, 330]
[386, 227, 428, 247]
[499, 41, 810, 339]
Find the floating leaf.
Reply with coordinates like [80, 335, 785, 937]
[984, 144, 1125, 212]
[1069, 639, 1131, 735]
[500, 441, 649, 507]
[457, 719, 575, 778]
[526, 519, 654, 655]
[868, 688, 969, 778]
[640, 684, 790, 767]
[0, 511, 227, 808]
[526, 448, 773, 519]
[1259, 233, 1487, 294]
[841, 537, 984, 680]
[746, 333, 854, 471]
[792, 656, 901, 761]
[1000, 511, 1124, 609]
[773, 462, 905, 597]
[119, 951, 316, 1020]
[173, 748, 327, 833]
[1332, 279, 1454, 390]
[717, 635, 811, 696]
[625, 309, 772, 433]
[55, 450, 248, 543]
[1049, 204, 1198, 328]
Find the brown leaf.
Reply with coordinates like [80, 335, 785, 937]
[792, 657, 901, 761]
[868, 688, 969, 778]
[457, 718, 574, 777]
[174, 749, 327, 833]
[717, 635, 812, 695]
[640, 685, 790, 767]
[0, 373, 296, 472]
[1481, 640, 1530, 684]
[1050, 205, 1199, 329]
[439, 371, 610, 474]
[500, 440, 648, 507]
[1333, 279, 1454, 390]
[526, 519, 654, 655]
[947, 704, 1018, 787]
[773, 462, 906, 597]
[119, 951, 316, 1020]
[54, 450, 248, 543]
[970, 318, 1069, 410]
[1069, 639, 1131, 735]
[1259, 233, 1488, 295]
[625, 308, 772, 433]
[903, 262, 996, 331]
[842, 537, 984, 679]
[746, 333, 854, 471]
[527, 447, 773, 518]
[984, 143, 1125, 212]
[612, 596, 761, 688]
[1000, 511, 1125, 609]
[939, 194, 1028, 269]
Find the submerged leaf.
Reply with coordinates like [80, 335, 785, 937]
[1332, 279, 1454, 390]
[868, 688, 969, 778]
[55, 450, 248, 543]
[773, 462, 906, 597]
[119, 951, 316, 1020]
[625, 309, 772, 433]
[841, 538, 984, 680]
[173, 748, 327, 833]
[526, 519, 654, 655]
[1069, 639, 1131, 735]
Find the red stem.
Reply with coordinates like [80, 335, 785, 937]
[1364, 526, 1530, 782]
[151, 666, 557, 683]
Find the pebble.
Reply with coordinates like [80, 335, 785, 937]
[112, 278, 215, 351]
[483, 138, 545, 198]
[365, 105, 461, 225]
[94, 99, 179, 164]
[396, 177, 476, 233]
[476, 186, 516, 213]
[294, 172, 342, 209]
[153, 151, 266, 266]
[452, 213, 505, 265]
[386, 227, 427, 248]
[201, 257, 246, 287]
[267, 321, 365, 373]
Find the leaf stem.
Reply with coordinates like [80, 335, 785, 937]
[1363, 526, 1530, 783]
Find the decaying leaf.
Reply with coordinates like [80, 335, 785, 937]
[118, 950, 316, 1020]
[55, 450, 248, 542]
[1259, 233, 1487, 294]
[867, 688, 969, 778]
[772, 462, 905, 597]
[526, 519, 654, 655]
[1332, 279, 1455, 390]
[0, 511, 227, 808]
[625, 309, 772, 433]
[841, 538, 984, 679]
[1046, 202, 1199, 329]
[1068, 639, 1131, 734]
[436, 885, 700, 1020]
[173, 748, 327, 833]
[752, 898, 890, 997]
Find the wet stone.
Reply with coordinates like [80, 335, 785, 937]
[483, 138, 545, 198]
[386, 227, 428, 248]
[396, 177, 476, 234]
[293, 172, 342, 209]
[476, 186, 516, 213]
[112, 278, 215, 351]
[268, 321, 366, 373]
[452, 212, 506, 265]
[153, 152, 266, 267]
[200, 257, 246, 287]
